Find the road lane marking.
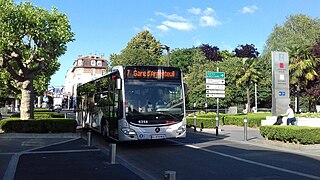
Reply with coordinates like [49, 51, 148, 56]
[2, 138, 92, 180]
[3, 153, 20, 180]
[168, 139, 320, 180]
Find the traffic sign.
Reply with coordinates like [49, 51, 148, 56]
[206, 94, 225, 98]
[206, 84, 225, 90]
[206, 72, 225, 79]
[206, 79, 225, 84]
[206, 90, 225, 94]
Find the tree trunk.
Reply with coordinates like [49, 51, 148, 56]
[20, 79, 35, 120]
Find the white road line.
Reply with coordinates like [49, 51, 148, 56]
[2, 153, 21, 180]
[2, 138, 90, 180]
[22, 138, 82, 153]
[168, 139, 320, 180]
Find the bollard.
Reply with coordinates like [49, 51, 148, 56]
[244, 116, 248, 141]
[215, 116, 219, 136]
[200, 122, 204, 131]
[64, 113, 67, 119]
[164, 171, 176, 180]
[109, 144, 116, 164]
[87, 131, 92, 146]
[222, 116, 225, 126]
[193, 113, 197, 132]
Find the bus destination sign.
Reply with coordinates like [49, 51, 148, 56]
[125, 66, 181, 80]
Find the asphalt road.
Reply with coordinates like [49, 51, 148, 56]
[86, 129, 320, 180]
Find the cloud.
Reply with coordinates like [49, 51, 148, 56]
[203, 7, 215, 15]
[240, 5, 258, 14]
[155, 12, 187, 21]
[200, 15, 221, 27]
[134, 25, 152, 33]
[157, 24, 169, 32]
[188, 8, 201, 15]
[162, 21, 195, 31]
[151, 7, 220, 32]
[188, 7, 221, 27]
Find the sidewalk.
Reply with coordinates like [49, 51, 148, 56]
[191, 125, 320, 157]
[1, 125, 320, 180]
[0, 133, 141, 180]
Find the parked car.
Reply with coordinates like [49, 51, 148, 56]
[53, 104, 62, 112]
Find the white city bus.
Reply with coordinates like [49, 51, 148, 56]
[76, 66, 186, 141]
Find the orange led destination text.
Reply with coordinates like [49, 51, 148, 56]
[132, 70, 175, 78]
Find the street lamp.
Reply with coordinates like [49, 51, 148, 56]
[161, 45, 170, 66]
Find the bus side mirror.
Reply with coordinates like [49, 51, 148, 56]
[116, 79, 122, 90]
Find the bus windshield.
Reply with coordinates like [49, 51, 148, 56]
[124, 80, 184, 125]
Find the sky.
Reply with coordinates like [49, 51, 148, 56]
[16, 0, 319, 87]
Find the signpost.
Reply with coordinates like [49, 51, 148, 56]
[206, 72, 225, 98]
[206, 70, 225, 136]
[272, 52, 290, 116]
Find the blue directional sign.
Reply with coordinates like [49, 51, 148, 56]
[279, 91, 286, 97]
[206, 72, 225, 79]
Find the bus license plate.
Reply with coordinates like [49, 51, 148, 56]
[151, 134, 166, 139]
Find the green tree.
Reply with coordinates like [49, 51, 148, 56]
[263, 14, 320, 110]
[234, 44, 261, 113]
[218, 57, 246, 108]
[0, 1, 74, 120]
[110, 30, 162, 67]
[264, 14, 320, 55]
[170, 48, 199, 75]
[183, 49, 209, 109]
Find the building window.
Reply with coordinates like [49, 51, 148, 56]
[97, 61, 102, 66]
[102, 69, 106, 75]
[91, 60, 96, 66]
[78, 60, 83, 66]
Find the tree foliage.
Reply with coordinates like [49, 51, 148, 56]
[0, 0, 74, 119]
[198, 44, 222, 62]
[110, 30, 162, 67]
[183, 49, 211, 109]
[264, 14, 320, 54]
[263, 14, 320, 111]
[232, 44, 262, 112]
[170, 48, 199, 75]
[234, 44, 259, 58]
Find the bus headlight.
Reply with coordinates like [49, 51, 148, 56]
[177, 125, 186, 134]
[121, 128, 137, 135]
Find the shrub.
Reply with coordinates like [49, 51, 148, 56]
[0, 118, 77, 133]
[260, 126, 320, 144]
[10, 112, 64, 119]
[186, 113, 267, 128]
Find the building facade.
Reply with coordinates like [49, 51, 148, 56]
[64, 54, 108, 108]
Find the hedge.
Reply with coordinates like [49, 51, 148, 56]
[260, 126, 320, 144]
[186, 112, 269, 128]
[0, 118, 77, 133]
[10, 112, 64, 119]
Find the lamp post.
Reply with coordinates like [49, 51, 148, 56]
[254, 83, 257, 112]
[161, 45, 170, 66]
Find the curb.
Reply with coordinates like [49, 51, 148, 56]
[261, 139, 320, 151]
